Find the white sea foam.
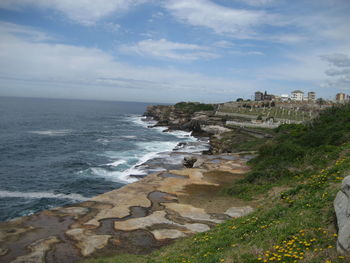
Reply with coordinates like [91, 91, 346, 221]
[130, 116, 155, 128]
[91, 142, 176, 184]
[166, 130, 195, 140]
[130, 116, 197, 141]
[29, 129, 72, 136]
[96, 138, 110, 145]
[0, 190, 88, 201]
[88, 116, 206, 184]
[90, 168, 139, 184]
[106, 160, 127, 167]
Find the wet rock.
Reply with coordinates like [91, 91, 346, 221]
[51, 207, 89, 218]
[114, 210, 210, 236]
[86, 177, 159, 226]
[151, 229, 186, 240]
[114, 211, 176, 231]
[181, 120, 202, 133]
[11, 236, 60, 263]
[0, 248, 8, 256]
[65, 228, 111, 257]
[334, 176, 350, 254]
[183, 157, 197, 168]
[0, 223, 34, 243]
[225, 206, 254, 218]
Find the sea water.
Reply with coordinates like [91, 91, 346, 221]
[0, 97, 209, 221]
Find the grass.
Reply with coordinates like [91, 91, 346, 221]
[174, 102, 215, 113]
[82, 104, 350, 263]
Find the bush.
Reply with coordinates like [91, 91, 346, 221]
[174, 102, 214, 113]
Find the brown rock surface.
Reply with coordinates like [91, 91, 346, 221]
[10, 236, 59, 263]
[65, 228, 111, 257]
[0, 155, 253, 263]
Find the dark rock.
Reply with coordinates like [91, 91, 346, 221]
[181, 120, 202, 133]
[183, 157, 197, 168]
[129, 174, 147, 179]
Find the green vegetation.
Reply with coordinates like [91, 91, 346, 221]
[174, 102, 215, 113]
[83, 104, 350, 263]
[226, 104, 350, 199]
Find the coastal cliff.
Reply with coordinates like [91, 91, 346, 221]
[2, 103, 350, 263]
[144, 102, 271, 154]
[84, 103, 350, 263]
[144, 102, 219, 136]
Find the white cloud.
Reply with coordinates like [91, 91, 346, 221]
[321, 53, 350, 91]
[321, 54, 350, 68]
[228, 50, 264, 56]
[0, 0, 148, 25]
[0, 23, 257, 102]
[237, 0, 276, 6]
[163, 0, 269, 37]
[0, 22, 52, 41]
[212, 40, 234, 49]
[119, 38, 219, 61]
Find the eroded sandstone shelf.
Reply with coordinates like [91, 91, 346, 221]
[0, 155, 254, 263]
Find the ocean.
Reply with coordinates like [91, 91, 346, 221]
[0, 97, 209, 221]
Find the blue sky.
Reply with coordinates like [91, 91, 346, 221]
[0, 0, 349, 103]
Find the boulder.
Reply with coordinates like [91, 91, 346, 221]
[183, 156, 197, 168]
[225, 206, 254, 218]
[334, 176, 350, 254]
[181, 120, 202, 133]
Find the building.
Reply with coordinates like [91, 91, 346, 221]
[255, 91, 274, 101]
[291, 90, 304, 101]
[263, 91, 274, 101]
[281, 94, 289, 101]
[308, 92, 316, 101]
[255, 91, 263, 101]
[336, 93, 346, 102]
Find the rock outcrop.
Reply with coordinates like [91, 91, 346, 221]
[183, 156, 197, 168]
[0, 155, 253, 263]
[144, 103, 221, 136]
[334, 175, 350, 254]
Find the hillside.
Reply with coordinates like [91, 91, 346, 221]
[83, 104, 350, 263]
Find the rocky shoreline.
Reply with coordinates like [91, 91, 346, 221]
[0, 104, 257, 263]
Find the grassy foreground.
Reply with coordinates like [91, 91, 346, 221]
[83, 104, 350, 263]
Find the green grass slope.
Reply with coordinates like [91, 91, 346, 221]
[83, 104, 350, 263]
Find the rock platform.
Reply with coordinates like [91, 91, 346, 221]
[0, 155, 254, 263]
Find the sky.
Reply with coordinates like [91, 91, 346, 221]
[0, 0, 349, 103]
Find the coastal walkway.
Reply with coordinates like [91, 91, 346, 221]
[0, 155, 254, 263]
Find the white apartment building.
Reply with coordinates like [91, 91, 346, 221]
[291, 90, 304, 101]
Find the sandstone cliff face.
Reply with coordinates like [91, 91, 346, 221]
[334, 176, 350, 254]
[144, 103, 218, 136]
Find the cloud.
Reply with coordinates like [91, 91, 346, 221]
[212, 40, 234, 49]
[119, 38, 219, 61]
[325, 68, 350, 76]
[321, 53, 350, 91]
[0, 22, 258, 102]
[321, 53, 350, 68]
[0, 0, 148, 25]
[0, 22, 52, 41]
[163, 0, 269, 37]
[237, 0, 276, 6]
